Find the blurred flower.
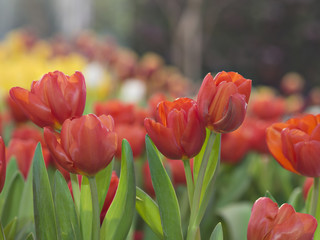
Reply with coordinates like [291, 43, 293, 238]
[144, 98, 206, 159]
[221, 127, 250, 164]
[266, 114, 320, 177]
[11, 125, 45, 146]
[248, 87, 286, 121]
[119, 79, 146, 103]
[303, 178, 314, 200]
[10, 71, 86, 129]
[94, 100, 138, 125]
[280, 72, 305, 95]
[6, 138, 51, 179]
[100, 171, 119, 224]
[115, 124, 146, 159]
[197, 71, 252, 133]
[0, 137, 6, 193]
[44, 114, 117, 176]
[247, 197, 317, 240]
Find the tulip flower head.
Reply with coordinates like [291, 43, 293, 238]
[247, 197, 317, 240]
[266, 114, 320, 177]
[0, 137, 6, 193]
[144, 98, 206, 159]
[44, 114, 117, 176]
[10, 71, 86, 129]
[197, 71, 252, 133]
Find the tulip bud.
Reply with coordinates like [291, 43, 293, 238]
[197, 72, 252, 133]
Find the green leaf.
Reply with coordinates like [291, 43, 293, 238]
[1, 172, 24, 227]
[80, 176, 92, 240]
[135, 187, 163, 239]
[33, 143, 58, 240]
[3, 217, 17, 240]
[193, 128, 211, 183]
[54, 171, 82, 240]
[265, 191, 278, 205]
[0, 159, 18, 213]
[100, 139, 136, 240]
[96, 159, 114, 211]
[145, 135, 183, 240]
[17, 160, 34, 231]
[0, 222, 5, 240]
[218, 203, 252, 240]
[288, 187, 303, 211]
[25, 233, 35, 240]
[210, 222, 223, 240]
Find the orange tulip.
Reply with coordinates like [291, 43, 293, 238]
[144, 98, 206, 159]
[44, 114, 117, 176]
[197, 71, 251, 133]
[247, 197, 317, 240]
[10, 71, 86, 129]
[0, 137, 6, 193]
[266, 114, 320, 177]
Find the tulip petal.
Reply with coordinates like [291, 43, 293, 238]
[197, 73, 217, 121]
[212, 93, 246, 133]
[144, 118, 183, 159]
[310, 124, 320, 141]
[294, 141, 320, 177]
[98, 115, 115, 131]
[266, 123, 298, 174]
[10, 87, 55, 127]
[66, 71, 86, 117]
[44, 127, 76, 174]
[181, 106, 206, 158]
[45, 73, 72, 124]
[247, 197, 278, 240]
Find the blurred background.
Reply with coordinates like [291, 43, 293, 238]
[1, 0, 320, 90]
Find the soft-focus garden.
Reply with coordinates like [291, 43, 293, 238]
[0, 11, 319, 240]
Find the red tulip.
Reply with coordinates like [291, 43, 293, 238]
[115, 124, 146, 158]
[100, 172, 119, 224]
[0, 137, 6, 193]
[6, 138, 51, 179]
[10, 71, 86, 129]
[247, 197, 317, 240]
[11, 125, 45, 146]
[144, 98, 206, 159]
[44, 114, 117, 176]
[197, 71, 252, 133]
[266, 114, 320, 177]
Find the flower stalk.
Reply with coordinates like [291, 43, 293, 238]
[89, 176, 100, 240]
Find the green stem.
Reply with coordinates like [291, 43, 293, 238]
[310, 178, 320, 217]
[183, 159, 194, 208]
[70, 173, 81, 217]
[187, 131, 216, 240]
[89, 176, 100, 240]
[311, 177, 320, 239]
